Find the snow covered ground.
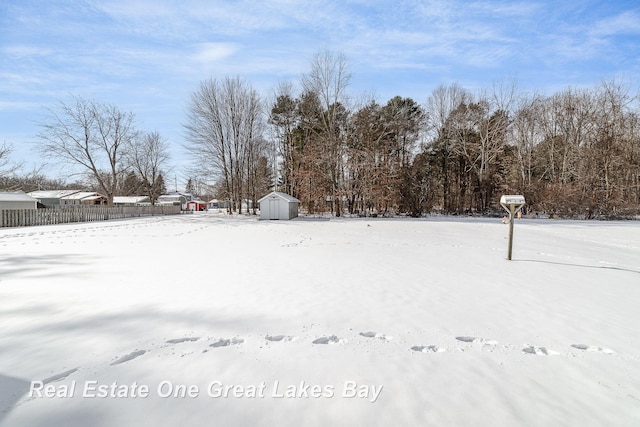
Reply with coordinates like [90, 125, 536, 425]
[1, 213, 639, 426]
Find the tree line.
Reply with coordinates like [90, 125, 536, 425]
[3, 50, 639, 218]
[183, 51, 640, 218]
[264, 54, 640, 218]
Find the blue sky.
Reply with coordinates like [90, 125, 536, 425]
[1, 0, 639, 183]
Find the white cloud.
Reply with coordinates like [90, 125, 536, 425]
[0, 100, 41, 111]
[2, 45, 54, 58]
[191, 42, 238, 64]
[590, 11, 640, 37]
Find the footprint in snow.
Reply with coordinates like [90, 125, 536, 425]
[522, 346, 559, 356]
[455, 336, 498, 345]
[359, 331, 392, 341]
[210, 338, 244, 348]
[43, 368, 79, 384]
[166, 337, 200, 344]
[110, 350, 146, 365]
[265, 335, 294, 342]
[312, 335, 343, 345]
[571, 344, 614, 354]
[411, 345, 446, 353]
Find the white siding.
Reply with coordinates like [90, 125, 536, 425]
[0, 192, 39, 210]
[258, 192, 299, 220]
[0, 200, 37, 210]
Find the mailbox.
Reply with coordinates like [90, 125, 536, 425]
[500, 195, 525, 216]
[500, 195, 525, 260]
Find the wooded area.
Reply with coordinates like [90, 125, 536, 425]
[181, 52, 639, 219]
[267, 72, 640, 219]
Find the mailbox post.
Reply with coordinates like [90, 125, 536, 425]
[500, 195, 525, 260]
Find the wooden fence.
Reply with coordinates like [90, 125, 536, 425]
[0, 205, 184, 228]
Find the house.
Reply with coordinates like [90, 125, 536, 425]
[208, 199, 223, 209]
[157, 192, 194, 209]
[62, 191, 107, 205]
[185, 200, 207, 211]
[28, 189, 107, 206]
[258, 191, 300, 220]
[113, 196, 151, 206]
[28, 189, 79, 207]
[0, 191, 39, 210]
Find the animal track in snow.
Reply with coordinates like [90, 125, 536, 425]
[312, 335, 343, 345]
[522, 346, 558, 356]
[571, 344, 614, 354]
[210, 337, 244, 348]
[455, 336, 498, 345]
[43, 368, 78, 384]
[359, 331, 392, 341]
[265, 335, 294, 342]
[166, 337, 200, 344]
[110, 350, 146, 365]
[281, 235, 311, 247]
[411, 345, 446, 353]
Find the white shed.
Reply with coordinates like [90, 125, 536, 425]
[258, 191, 300, 220]
[0, 191, 39, 210]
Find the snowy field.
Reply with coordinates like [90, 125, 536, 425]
[1, 213, 639, 426]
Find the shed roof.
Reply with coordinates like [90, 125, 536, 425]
[257, 191, 300, 204]
[0, 191, 38, 202]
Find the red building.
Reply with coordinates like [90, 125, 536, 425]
[185, 200, 207, 211]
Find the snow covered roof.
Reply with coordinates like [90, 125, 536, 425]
[28, 189, 80, 199]
[62, 192, 105, 201]
[257, 191, 300, 204]
[113, 196, 150, 204]
[0, 191, 39, 202]
[158, 194, 184, 201]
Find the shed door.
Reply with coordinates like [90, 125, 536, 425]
[269, 198, 279, 219]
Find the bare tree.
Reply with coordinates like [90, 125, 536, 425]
[0, 166, 59, 192]
[346, 99, 386, 215]
[184, 77, 264, 214]
[37, 96, 138, 204]
[126, 131, 170, 204]
[425, 83, 471, 212]
[510, 95, 544, 191]
[582, 79, 637, 216]
[0, 142, 21, 179]
[245, 136, 273, 213]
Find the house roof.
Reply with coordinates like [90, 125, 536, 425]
[113, 196, 150, 204]
[158, 194, 184, 201]
[0, 191, 39, 202]
[62, 192, 105, 201]
[28, 189, 80, 199]
[258, 191, 300, 204]
[79, 195, 107, 202]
